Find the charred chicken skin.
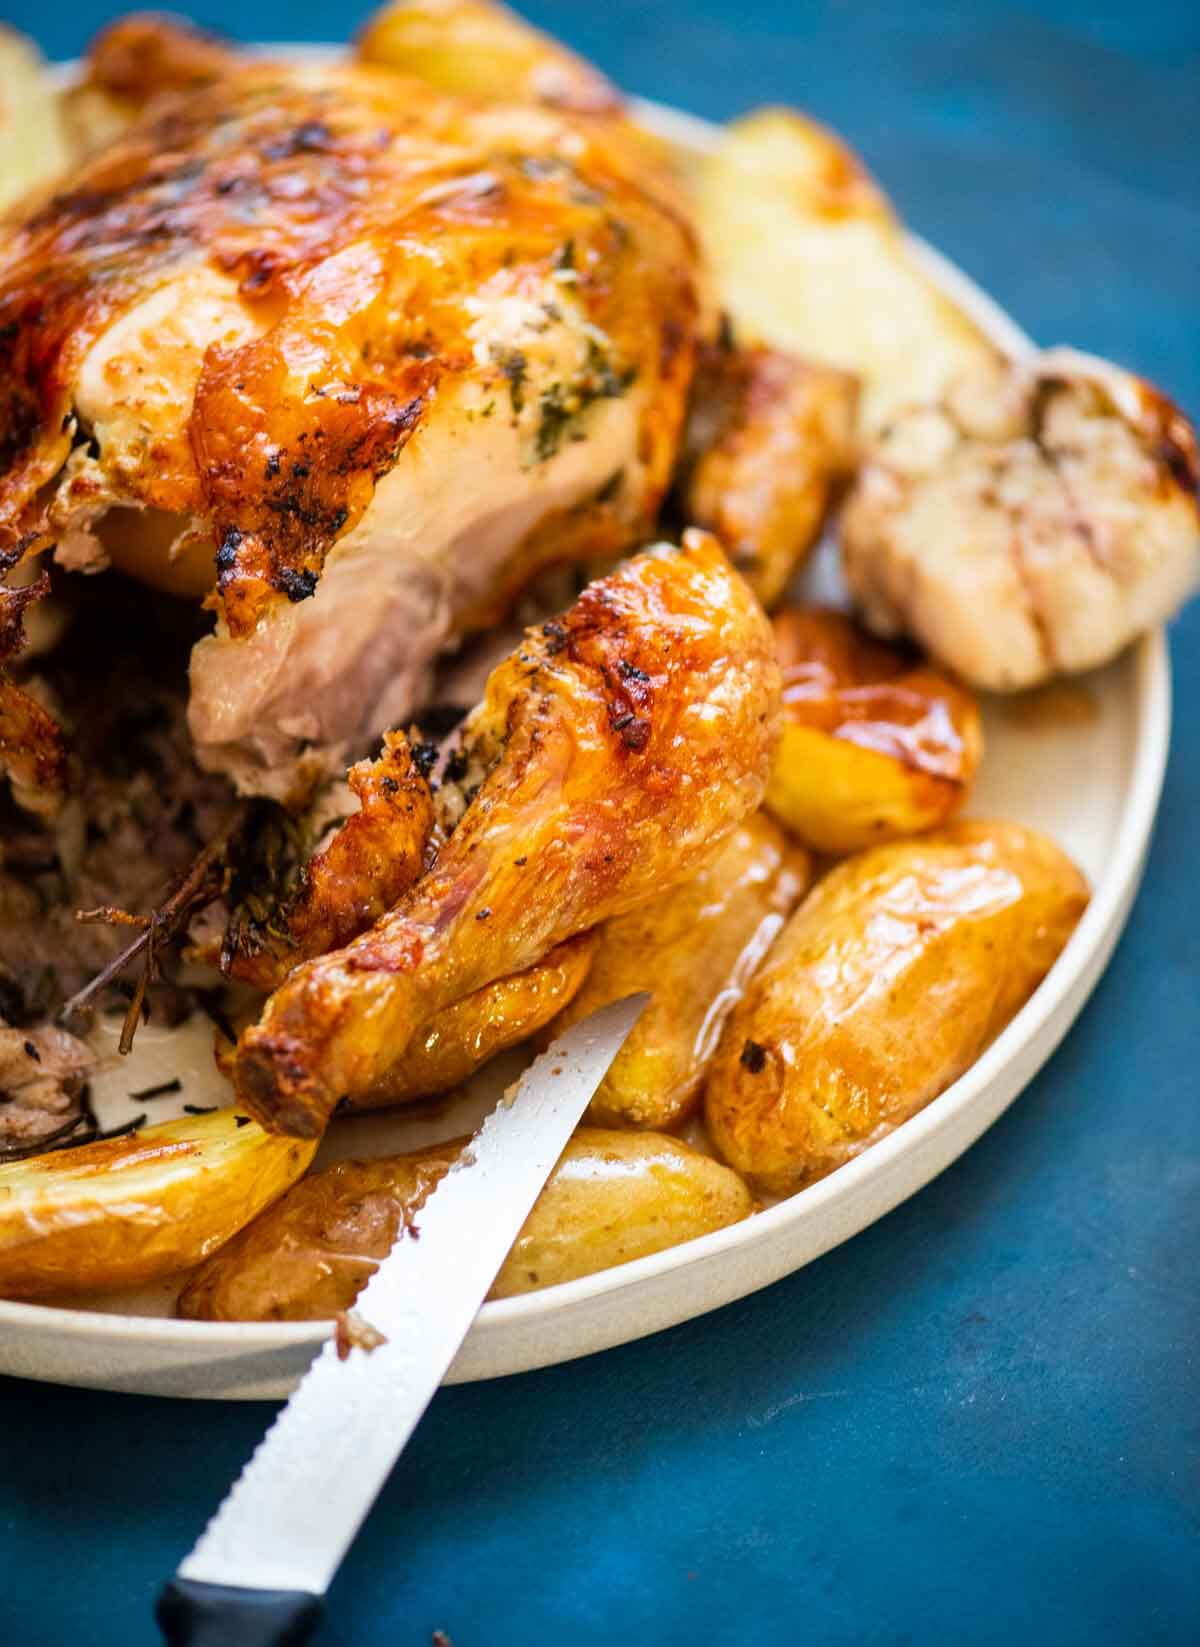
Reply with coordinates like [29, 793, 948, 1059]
[234, 532, 782, 1136]
[0, 19, 703, 800]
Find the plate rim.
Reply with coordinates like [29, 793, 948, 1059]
[0, 72, 1172, 1373]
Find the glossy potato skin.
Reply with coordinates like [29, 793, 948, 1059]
[0, 1110, 316, 1299]
[549, 815, 811, 1129]
[178, 1128, 753, 1320]
[493, 1128, 753, 1298]
[765, 607, 983, 854]
[351, 933, 596, 1107]
[705, 821, 1088, 1193]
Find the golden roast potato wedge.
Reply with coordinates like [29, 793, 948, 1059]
[358, 0, 620, 113]
[765, 606, 983, 853]
[691, 108, 997, 432]
[350, 933, 597, 1107]
[548, 815, 811, 1130]
[179, 1128, 753, 1319]
[0, 1110, 316, 1299]
[705, 821, 1088, 1193]
[0, 28, 74, 214]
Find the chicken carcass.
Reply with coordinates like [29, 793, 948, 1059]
[841, 352, 1200, 690]
[234, 532, 782, 1137]
[0, 23, 704, 800]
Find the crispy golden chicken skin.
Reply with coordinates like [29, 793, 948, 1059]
[234, 533, 782, 1136]
[221, 732, 434, 991]
[351, 932, 596, 1107]
[548, 814, 811, 1130]
[705, 820, 1088, 1192]
[0, 22, 703, 797]
[765, 606, 983, 853]
[680, 341, 858, 607]
[177, 1126, 753, 1319]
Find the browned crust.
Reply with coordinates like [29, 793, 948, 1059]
[0, 53, 701, 632]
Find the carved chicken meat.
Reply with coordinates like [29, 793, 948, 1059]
[234, 532, 782, 1136]
[0, 19, 703, 800]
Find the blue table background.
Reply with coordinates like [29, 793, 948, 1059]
[3, 4, 1197, 1642]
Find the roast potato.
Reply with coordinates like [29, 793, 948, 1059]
[350, 933, 597, 1107]
[705, 821, 1088, 1192]
[680, 343, 859, 608]
[547, 815, 811, 1130]
[0, 1110, 316, 1299]
[178, 1128, 753, 1319]
[358, 0, 620, 113]
[0, 27, 74, 214]
[765, 606, 983, 853]
[690, 108, 997, 432]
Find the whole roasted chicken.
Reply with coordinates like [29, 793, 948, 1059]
[0, 13, 703, 800]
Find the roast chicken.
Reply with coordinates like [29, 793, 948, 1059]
[234, 532, 782, 1136]
[0, 14, 704, 801]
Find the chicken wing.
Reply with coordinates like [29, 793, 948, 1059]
[0, 15, 703, 800]
[679, 340, 858, 607]
[234, 532, 781, 1136]
[842, 352, 1200, 689]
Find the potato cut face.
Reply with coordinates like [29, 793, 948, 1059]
[765, 606, 983, 853]
[691, 108, 998, 432]
[0, 1109, 317, 1299]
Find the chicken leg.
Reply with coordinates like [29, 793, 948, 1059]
[234, 531, 781, 1136]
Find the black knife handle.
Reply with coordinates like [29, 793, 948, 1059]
[156, 1578, 323, 1647]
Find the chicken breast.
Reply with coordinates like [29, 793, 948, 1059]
[841, 351, 1200, 690]
[0, 38, 702, 799]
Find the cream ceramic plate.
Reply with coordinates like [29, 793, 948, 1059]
[0, 81, 1170, 1398]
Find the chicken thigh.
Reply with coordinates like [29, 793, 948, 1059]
[234, 532, 781, 1136]
[0, 22, 703, 800]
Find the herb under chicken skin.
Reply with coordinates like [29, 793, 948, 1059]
[532, 338, 638, 463]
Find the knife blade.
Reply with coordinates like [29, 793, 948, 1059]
[157, 992, 648, 1647]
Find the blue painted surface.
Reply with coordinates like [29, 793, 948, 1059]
[2, 4, 1197, 1643]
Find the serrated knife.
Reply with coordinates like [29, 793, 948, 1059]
[156, 993, 648, 1647]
